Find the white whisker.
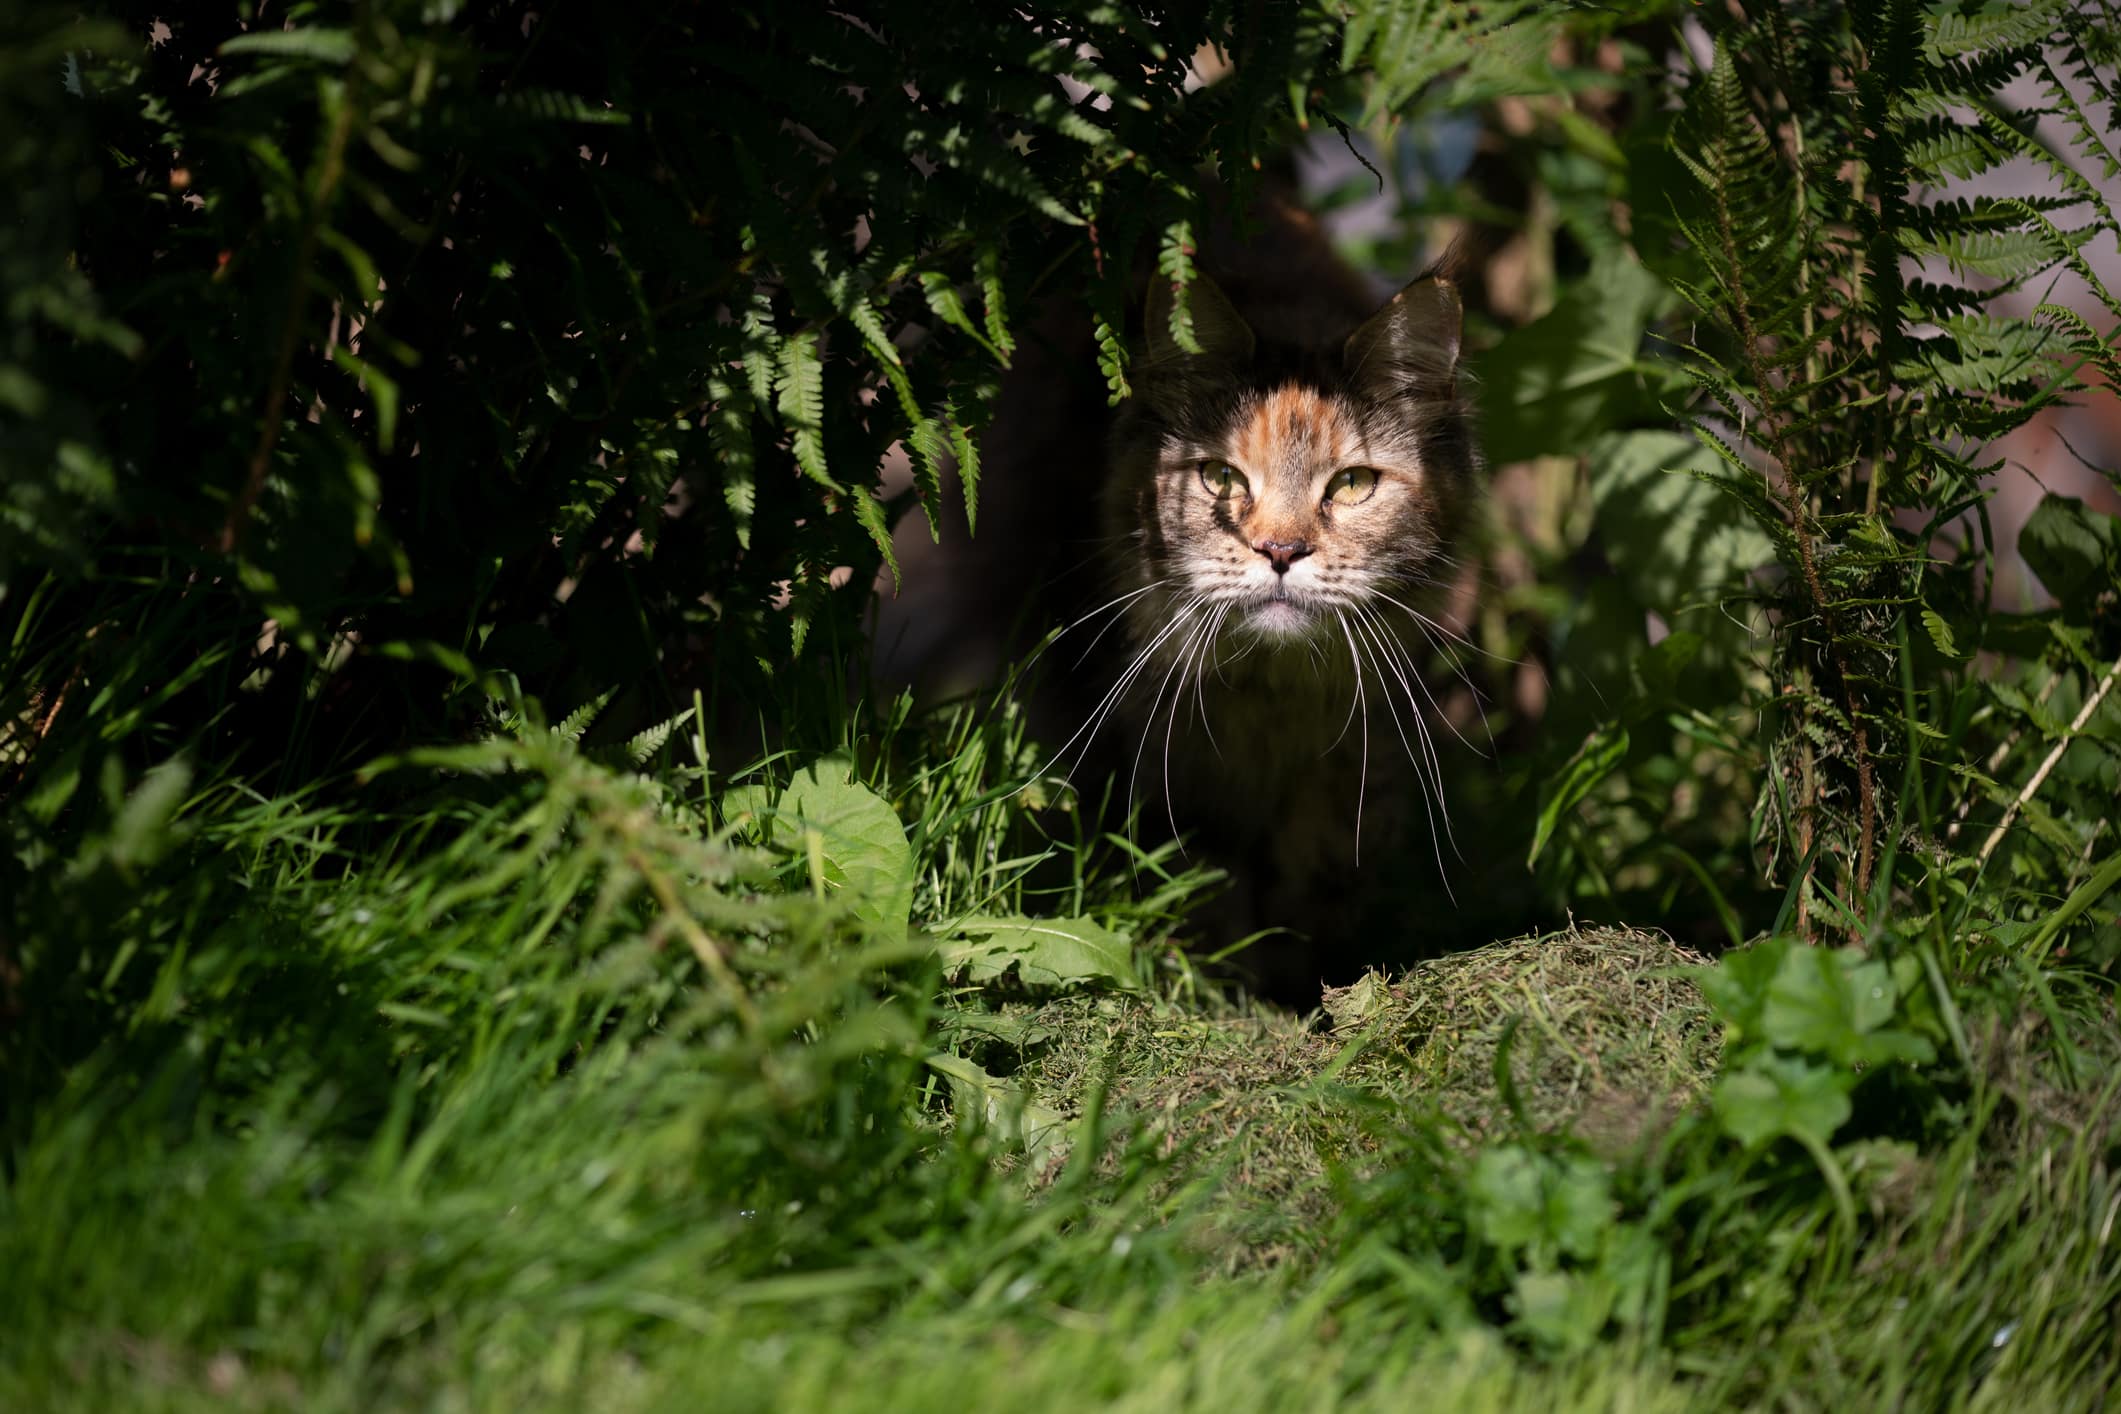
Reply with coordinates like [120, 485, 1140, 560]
[1334, 610, 1371, 863]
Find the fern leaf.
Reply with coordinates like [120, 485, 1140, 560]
[624, 707, 697, 767]
[1156, 219, 1200, 354]
[946, 400, 982, 537]
[706, 372, 757, 550]
[852, 485, 898, 590]
[556, 688, 616, 746]
[976, 243, 1015, 363]
[919, 273, 1002, 360]
[775, 331, 836, 491]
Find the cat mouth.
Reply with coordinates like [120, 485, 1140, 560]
[1242, 590, 1319, 638]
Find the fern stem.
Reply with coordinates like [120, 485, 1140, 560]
[1704, 58, 1880, 931]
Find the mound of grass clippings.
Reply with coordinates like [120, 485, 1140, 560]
[1332, 926, 1722, 1151]
[999, 926, 1720, 1266]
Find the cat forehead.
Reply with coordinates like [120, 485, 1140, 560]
[1226, 384, 1359, 469]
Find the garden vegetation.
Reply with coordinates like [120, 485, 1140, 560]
[3, 1, 2119, 1407]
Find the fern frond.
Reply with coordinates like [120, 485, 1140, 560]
[775, 331, 836, 491]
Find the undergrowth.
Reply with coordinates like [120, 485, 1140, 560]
[5, 1, 2120, 1409]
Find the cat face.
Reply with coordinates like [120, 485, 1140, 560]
[1113, 274, 1472, 644]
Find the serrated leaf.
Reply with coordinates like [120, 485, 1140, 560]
[707, 373, 757, 549]
[774, 331, 835, 490]
[1921, 608, 1962, 658]
[940, 915, 1135, 989]
[976, 244, 1015, 362]
[851, 486, 898, 589]
[624, 707, 696, 766]
[220, 29, 356, 63]
[555, 687, 616, 745]
[764, 756, 915, 942]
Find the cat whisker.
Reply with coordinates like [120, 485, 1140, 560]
[1011, 593, 1204, 802]
[1160, 604, 1227, 846]
[1349, 606, 1463, 884]
[1356, 602, 1486, 762]
[1129, 602, 1221, 838]
[1065, 579, 1172, 669]
[1334, 609, 1371, 865]
[1194, 602, 1231, 758]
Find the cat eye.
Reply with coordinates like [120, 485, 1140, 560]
[1199, 460, 1250, 500]
[1325, 466, 1379, 507]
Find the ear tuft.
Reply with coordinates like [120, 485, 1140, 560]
[1343, 277, 1463, 401]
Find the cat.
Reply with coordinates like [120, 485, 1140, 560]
[1072, 216, 1478, 994]
[875, 198, 1479, 1000]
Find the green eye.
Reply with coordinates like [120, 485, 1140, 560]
[1199, 460, 1250, 500]
[1326, 466, 1379, 506]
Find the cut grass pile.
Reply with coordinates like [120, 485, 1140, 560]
[982, 927, 1719, 1267]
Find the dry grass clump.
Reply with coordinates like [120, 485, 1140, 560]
[1005, 926, 1721, 1265]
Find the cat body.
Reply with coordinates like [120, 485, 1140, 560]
[1091, 206, 1479, 984]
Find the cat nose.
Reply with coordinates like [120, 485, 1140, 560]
[1253, 538, 1312, 573]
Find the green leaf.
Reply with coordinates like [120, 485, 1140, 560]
[940, 915, 1135, 989]
[706, 373, 757, 549]
[1529, 724, 1628, 866]
[775, 330, 835, 490]
[924, 1054, 1068, 1164]
[2020, 494, 2119, 606]
[1587, 431, 1777, 613]
[851, 486, 898, 589]
[756, 758, 915, 942]
[1921, 608, 1962, 658]
[220, 29, 356, 63]
[1468, 1147, 1612, 1260]
[1759, 946, 1936, 1068]
[1477, 250, 1680, 463]
[1713, 1054, 1853, 1150]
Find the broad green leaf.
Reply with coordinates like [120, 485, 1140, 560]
[1510, 1269, 1617, 1357]
[2021, 494, 2118, 607]
[1587, 431, 1777, 613]
[1468, 1147, 1612, 1260]
[1759, 946, 1935, 1068]
[1476, 250, 1681, 462]
[1713, 1054, 1852, 1150]
[1529, 724, 1628, 866]
[924, 1054, 1068, 1164]
[940, 914, 1135, 989]
[733, 758, 914, 942]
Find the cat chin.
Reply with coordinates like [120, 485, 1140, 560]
[1240, 598, 1322, 640]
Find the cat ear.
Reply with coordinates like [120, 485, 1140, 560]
[1141, 273, 1255, 372]
[1343, 276, 1462, 401]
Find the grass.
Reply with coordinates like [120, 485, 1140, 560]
[3, 699, 2117, 1412]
